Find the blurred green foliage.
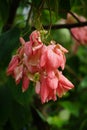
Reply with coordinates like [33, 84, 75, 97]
[0, 0, 87, 130]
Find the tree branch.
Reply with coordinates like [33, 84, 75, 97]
[69, 11, 81, 23]
[2, 0, 21, 32]
[42, 21, 87, 30]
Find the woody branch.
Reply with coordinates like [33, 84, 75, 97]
[43, 21, 87, 30]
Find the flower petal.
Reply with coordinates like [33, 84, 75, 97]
[40, 77, 49, 103]
[35, 81, 40, 94]
[7, 55, 19, 75]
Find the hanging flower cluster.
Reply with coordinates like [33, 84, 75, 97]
[7, 30, 74, 103]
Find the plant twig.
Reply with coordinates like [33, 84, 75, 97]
[47, 0, 52, 35]
[26, 5, 33, 27]
[65, 65, 82, 82]
[41, 21, 87, 30]
[69, 11, 81, 23]
[39, 0, 45, 10]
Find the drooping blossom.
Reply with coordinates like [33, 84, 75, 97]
[7, 30, 74, 103]
[35, 69, 74, 103]
[35, 70, 58, 103]
[56, 70, 74, 98]
[40, 42, 68, 71]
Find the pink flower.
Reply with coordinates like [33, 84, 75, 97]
[7, 55, 20, 76]
[14, 64, 23, 84]
[7, 30, 43, 90]
[24, 41, 32, 57]
[71, 27, 87, 44]
[40, 44, 68, 70]
[30, 30, 42, 45]
[20, 31, 43, 73]
[46, 70, 58, 89]
[20, 30, 43, 58]
[23, 52, 41, 73]
[29, 30, 43, 55]
[7, 30, 74, 103]
[67, 13, 87, 45]
[22, 68, 30, 92]
[56, 70, 74, 97]
[35, 69, 74, 103]
[35, 71, 57, 103]
[23, 42, 43, 74]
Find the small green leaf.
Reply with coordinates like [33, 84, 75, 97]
[59, 109, 70, 121]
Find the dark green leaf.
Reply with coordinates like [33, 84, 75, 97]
[9, 101, 31, 130]
[32, 0, 42, 8]
[58, 0, 71, 18]
[0, 0, 9, 23]
[0, 27, 20, 67]
[0, 85, 12, 125]
[46, 0, 59, 18]
[8, 78, 34, 105]
[79, 76, 87, 89]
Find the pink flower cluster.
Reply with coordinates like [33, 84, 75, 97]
[67, 13, 87, 45]
[7, 30, 74, 103]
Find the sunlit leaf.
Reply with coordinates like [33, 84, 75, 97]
[60, 101, 80, 117]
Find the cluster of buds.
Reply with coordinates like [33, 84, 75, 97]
[7, 30, 74, 103]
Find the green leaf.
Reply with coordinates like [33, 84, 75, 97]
[0, 80, 33, 129]
[0, 27, 20, 67]
[47, 110, 70, 128]
[79, 76, 87, 89]
[32, 0, 42, 8]
[77, 46, 87, 64]
[0, 85, 12, 125]
[59, 109, 70, 121]
[41, 10, 57, 25]
[0, 0, 9, 23]
[46, 0, 59, 18]
[8, 78, 34, 105]
[51, 29, 71, 46]
[67, 55, 80, 74]
[58, 0, 71, 18]
[60, 101, 80, 117]
[9, 101, 31, 130]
